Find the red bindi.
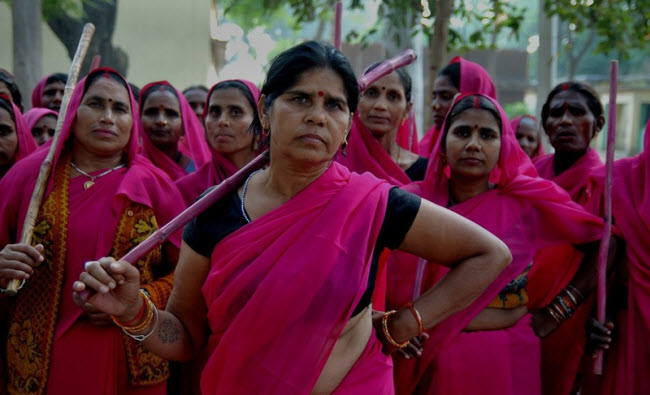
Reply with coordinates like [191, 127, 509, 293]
[562, 82, 569, 91]
[318, 91, 324, 97]
[473, 96, 480, 109]
[102, 71, 111, 79]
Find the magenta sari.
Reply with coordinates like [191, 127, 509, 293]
[175, 79, 260, 205]
[0, 68, 184, 394]
[387, 94, 604, 395]
[511, 115, 545, 159]
[395, 110, 419, 154]
[9, 100, 38, 163]
[200, 162, 393, 394]
[31, 74, 50, 108]
[23, 108, 59, 132]
[418, 56, 498, 157]
[139, 81, 211, 180]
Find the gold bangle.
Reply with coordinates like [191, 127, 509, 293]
[112, 290, 155, 333]
[382, 310, 409, 348]
[406, 302, 424, 335]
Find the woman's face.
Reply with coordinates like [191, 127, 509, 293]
[31, 114, 57, 146]
[0, 107, 18, 168]
[42, 80, 65, 111]
[184, 88, 207, 119]
[141, 90, 184, 151]
[260, 67, 351, 166]
[445, 108, 501, 181]
[72, 77, 132, 158]
[432, 75, 459, 129]
[544, 90, 603, 154]
[204, 87, 255, 155]
[515, 117, 540, 158]
[357, 72, 410, 138]
[0, 82, 12, 100]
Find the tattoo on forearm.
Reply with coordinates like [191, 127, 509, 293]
[158, 317, 181, 344]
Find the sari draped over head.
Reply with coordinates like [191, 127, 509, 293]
[395, 109, 419, 154]
[200, 162, 392, 394]
[7, 100, 39, 163]
[0, 68, 185, 394]
[176, 79, 260, 205]
[591, 120, 650, 395]
[336, 113, 413, 186]
[531, 146, 605, 395]
[23, 108, 59, 133]
[139, 81, 211, 180]
[386, 93, 604, 395]
[418, 56, 498, 157]
[31, 74, 50, 108]
[511, 115, 545, 159]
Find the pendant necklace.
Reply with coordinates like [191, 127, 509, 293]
[71, 162, 125, 189]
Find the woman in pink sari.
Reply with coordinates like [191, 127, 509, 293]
[0, 69, 24, 112]
[0, 95, 38, 180]
[139, 81, 211, 180]
[386, 93, 607, 395]
[418, 57, 497, 157]
[75, 41, 512, 395]
[176, 79, 262, 205]
[23, 107, 58, 146]
[0, 68, 185, 394]
[31, 73, 67, 111]
[337, 63, 426, 185]
[512, 115, 544, 159]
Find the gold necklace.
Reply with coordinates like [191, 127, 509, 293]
[70, 162, 125, 189]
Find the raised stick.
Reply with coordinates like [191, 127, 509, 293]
[6, 23, 96, 296]
[594, 60, 617, 374]
[358, 49, 417, 91]
[334, 2, 343, 51]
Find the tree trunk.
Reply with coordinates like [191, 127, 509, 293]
[426, 0, 453, 127]
[536, 0, 557, 120]
[12, 0, 42, 110]
[46, 0, 128, 76]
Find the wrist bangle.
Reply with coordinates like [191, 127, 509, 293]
[546, 306, 562, 324]
[567, 285, 584, 301]
[123, 306, 159, 342]
[406, 302, 424, 335]
[113, 290, 147, 327]
[382, 310, 409, 348]
[112, 290, 155, 333]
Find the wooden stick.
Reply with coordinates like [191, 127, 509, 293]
[334, 2, 343, 51]
[75, 49, 419, 301]
[594, 60, 617, 374]
[5, 23, 95, 296]
[358, 49, 417, 91]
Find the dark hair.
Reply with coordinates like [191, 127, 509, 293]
[0, 95, 16, 124]
[211, 80, 260, 136]
[251, 41, 358, 134]
[442, 95, 502, 149]
[183, 85, 208, 95]
[128, 83, 140, 102]
[541, 81, 604, 128]
[0, 70, 23, 112]
[140, 83, 179, 108]
[83, 69, 130, 97]
[363, 61, 412, 102]
[438, 62, 461, 90]
[45, 73, 68, 87]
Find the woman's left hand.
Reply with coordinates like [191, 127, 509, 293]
[530, 308, 560, 338]
[372, 309, 426, 357]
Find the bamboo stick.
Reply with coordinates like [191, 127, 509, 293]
[6, 23, 95, 296]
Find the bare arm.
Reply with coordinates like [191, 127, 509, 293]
[387, 199, 512, 342]
[73, 241, 211, 361]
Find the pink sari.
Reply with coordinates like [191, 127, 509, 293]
[0, 68, 184, 394]
[175, 79, 260, 205]
[23, 108, 59, 132]
[511, 115, 545, 159]
[9, 100, 39, 163]
[139, 81, 211, 180]
[418, 56, 498, 157]
[387, 94, 604, 395]
[590, 120, 650, 395]
[31, 74, 49, 108]
[200, 162, 393, 394]
[395, 110, 419, 154]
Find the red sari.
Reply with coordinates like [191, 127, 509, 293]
[387, 94, 604, 395]
[200, 162, 393, 394]
[418, 56, 498, 157]
[139, 81, 211, 181]
[0, 68, 184, 394]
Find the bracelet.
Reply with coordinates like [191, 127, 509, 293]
[0, 279, 25, 294]
[545, 305, 563, 324]
[406, 302, 424, 335]
[112, 290, 155, 333]
[123, 305, 159, 342]
[382, 310, 409, 348]
[567, 285, 584, 301]
[112, 290, 147, 327]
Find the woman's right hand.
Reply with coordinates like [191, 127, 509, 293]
[72, 257, 142, 322]
[0, 243, 45, 288]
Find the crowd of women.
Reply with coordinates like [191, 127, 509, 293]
[0, 40, 646, 395]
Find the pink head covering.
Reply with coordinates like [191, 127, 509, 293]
[139, 81, 212, 180]
[511, 115, 545, 159]
[22, 108, 59, 146]
[0, 96, 38, 162]
[418, 56, 498, 157]
[388, 93, 604, 393]
[175, 79, 262, 205]
[31, 75, 50, 108]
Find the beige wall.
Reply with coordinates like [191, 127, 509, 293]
[1, 0, 213, 93]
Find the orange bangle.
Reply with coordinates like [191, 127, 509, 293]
[382, 310, 409, 348]
[112, 290, 147, 327]
[406, 302, 424, 335]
